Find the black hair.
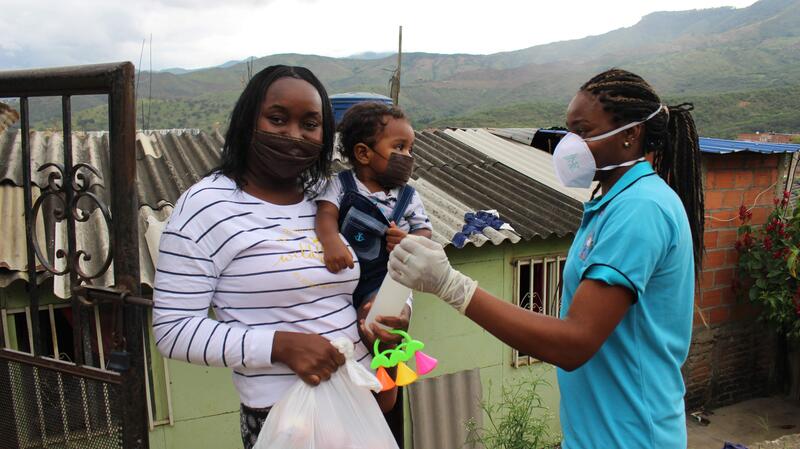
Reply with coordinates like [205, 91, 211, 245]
[336, 102, 407, 165]
[581, 68, 705, 274]
[215, 65, 335, 193]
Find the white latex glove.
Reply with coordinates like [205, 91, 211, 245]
[388, 235, 478, 314]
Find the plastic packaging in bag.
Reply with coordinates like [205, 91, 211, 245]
[253, 338, 399, 449]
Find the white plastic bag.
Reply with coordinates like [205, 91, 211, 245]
[253, 338, 399, 449]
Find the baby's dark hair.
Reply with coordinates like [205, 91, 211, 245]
[337, 102, 407, 165]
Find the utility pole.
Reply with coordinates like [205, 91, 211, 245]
[390, 26, 402, 105]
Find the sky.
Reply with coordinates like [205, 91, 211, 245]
[2, 0, 757, 71]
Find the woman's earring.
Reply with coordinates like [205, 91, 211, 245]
[624, 141, 631, 148]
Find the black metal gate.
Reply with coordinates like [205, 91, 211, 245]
[0, 63, 149, 449]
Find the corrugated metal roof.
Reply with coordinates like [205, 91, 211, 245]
[408, 368, 482, 449]
[1, 128, 583, 294]
[0, 129, 216, 294]
[0, 182, 172, 295]
[413, 130, 583, 240]
[0, 129, 223, 208]
[0, 102, 19, 133]
[444, 128, 593, 203]
[698, 137, 800, 154]
[487, 127, 800, 155]
[0, 184, 45, 272]
[486, 127, 538, 146]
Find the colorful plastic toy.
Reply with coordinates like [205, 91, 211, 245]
[370, 330, 438, 391]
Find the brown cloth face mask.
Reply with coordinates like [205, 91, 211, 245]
[246, 130, 322, 182]
[372, 150, 414, 188]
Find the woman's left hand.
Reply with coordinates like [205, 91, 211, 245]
[358, 302, 410, 352]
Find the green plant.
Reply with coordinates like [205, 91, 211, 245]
[465, 376, 560, 449]
[735, 191, 800, 341]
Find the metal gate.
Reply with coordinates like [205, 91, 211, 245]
[0, 63, 149, 449]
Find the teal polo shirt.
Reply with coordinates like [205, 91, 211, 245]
[558, 161, 694, 449]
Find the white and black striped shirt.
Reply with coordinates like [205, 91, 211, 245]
[152, 175, 368, 408]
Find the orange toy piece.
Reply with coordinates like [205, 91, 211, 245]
[376, 366, 396, 392]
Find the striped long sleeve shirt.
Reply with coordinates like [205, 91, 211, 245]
[152, 174, 368, 408]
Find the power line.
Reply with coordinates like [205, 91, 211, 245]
[148, 33, 153, 131]
[136, 38, 145, 131]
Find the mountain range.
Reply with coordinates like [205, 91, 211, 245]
[23, 0, 800, 138]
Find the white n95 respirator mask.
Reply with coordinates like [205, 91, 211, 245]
[552, 105, 665, 188]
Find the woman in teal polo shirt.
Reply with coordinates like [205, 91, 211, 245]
[386, 69, 704, 448]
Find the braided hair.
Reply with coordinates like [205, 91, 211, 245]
[581, 68, 705, 274]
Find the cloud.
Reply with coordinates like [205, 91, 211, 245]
[151, 0, 280, 7]
[1, 0, 757, 71]
[0, 0, 146, 69]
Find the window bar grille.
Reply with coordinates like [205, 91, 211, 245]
[48, 304, 59, 359]
[79, 377, 92, 435]
[1, 309, 9, 349]
[25, 307, 34, 353]
[141, 329, 154, 431]
[103, 382, 114, 436]
[95, 305, 106, 370]
[163, 356, 175, 426]
[20, 96, 42, 357]
[57, 371, 71, 446]
[32, 364, 48, 446]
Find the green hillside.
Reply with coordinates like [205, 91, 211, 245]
[21, 0, 800, 136]
[427, 85, 800, 139]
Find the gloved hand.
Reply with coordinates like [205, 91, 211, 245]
[388, 235, 478, 314]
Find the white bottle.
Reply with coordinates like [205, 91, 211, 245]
[364, 273, 412, 330]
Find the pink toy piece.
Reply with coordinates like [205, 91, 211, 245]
[414, 351, 438, 375]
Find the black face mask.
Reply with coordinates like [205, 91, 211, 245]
[246, 130, 322, 182]
[372, 149, 414, 188]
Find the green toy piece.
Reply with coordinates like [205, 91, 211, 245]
[369, 330, 426, 370]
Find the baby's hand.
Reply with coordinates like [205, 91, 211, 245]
[386, 222, 407, 253]
[323, 239, 354, 273]
[358, 301, 411, 352]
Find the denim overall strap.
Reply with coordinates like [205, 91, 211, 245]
[391, 184, 416, 225]
[338, 170, 358, 193]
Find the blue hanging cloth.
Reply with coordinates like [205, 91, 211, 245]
[451, 210, 514, 248]
[722, 443, 749, 449]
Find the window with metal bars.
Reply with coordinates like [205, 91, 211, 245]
[512, 255, 566, 367]
[1, 303, 173, 431]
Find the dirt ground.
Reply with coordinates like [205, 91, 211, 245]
[751, 434, 800, 449]
[687, 396, 800, 449]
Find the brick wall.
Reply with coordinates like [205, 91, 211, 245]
[737, 133, 799, 144]
[683, 152, 784, 410]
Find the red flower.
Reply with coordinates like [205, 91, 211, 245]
[774, 198, 781, 205]
[784, 190, 791, 200]
[764, 235, 773, 250]
[738, 205, 749, 222]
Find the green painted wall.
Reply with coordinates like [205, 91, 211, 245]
[148, 360, 241, 449]
[402, 237, 571, 448]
